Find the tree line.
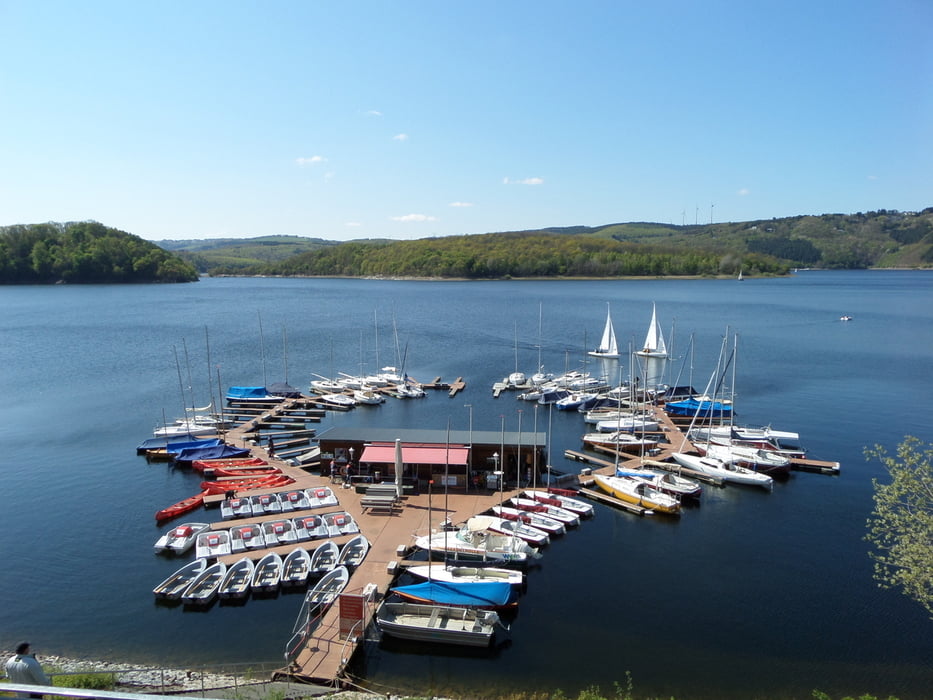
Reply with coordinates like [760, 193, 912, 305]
[0, 221, 199, 284]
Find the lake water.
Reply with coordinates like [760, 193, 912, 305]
[1, 271, 931, 699]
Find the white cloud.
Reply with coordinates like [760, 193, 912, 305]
[365, 110, 383, 117]
[296, 155, 326, 166]
[391, 214, 437, 222]
[449, 201, 474, 207]
[737, 188, 750, 196]
[503, 176, 544, 185]
[393, 133, 409, 141]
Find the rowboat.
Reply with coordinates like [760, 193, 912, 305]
[305, 565, 349, 608]
[154, 489, 209, 524]
[525, 489, 595, 517]
[308, 540, 339, 576]
[280, 548, 312, 588]
[491, 505, 566, 536]
[251, 552, 284, 594]
[181, 561, 227, 606]
[153, 522, 209, 554]
[482, 515, 550, 546]
[509, 496, 580, 526]
[336, 534, 370, 568]
[153, 559, 206, 599]
[376, 601, 501, 647]
[218, 557, 254, 599]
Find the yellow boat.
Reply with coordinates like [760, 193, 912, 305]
[593, 474, 681, 515]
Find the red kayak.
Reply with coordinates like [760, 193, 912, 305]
[191, 457, 267, 473]
[202, 466, 281, 478]
[200, 474, 293, 495]
[155, 489, 210, 523]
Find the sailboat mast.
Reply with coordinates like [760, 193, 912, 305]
[257, 310, 267, 387]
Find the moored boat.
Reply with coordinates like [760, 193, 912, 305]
[218, 557, 254, 599]
[230, 523, 266, 553]
[153, 522, 209, 554]
[593, 474, 681, 515]
[305, 565, 349, 608]
[251, 552, 284, 594]
[491, 505, 566, 535]
[405, 563, 525, 588]
[391, 579, 517, 610]
[293, 514, 328, 542]
[262, 519, 299, 546]
[181, 561, 227, 606]
[155, 489, 209, 524]
[509, 496, 580, 526]
[376, 601, 501, 647]
[280, 547, 312, 588]
[195, 529, 232, 560]
[153, 559, 207, 599]
[671, 452, 773, 490]
[308, 540, 339, 575]
[336, 534, 370, 569]
[525, 489, 595, 517]
[413, 517, 540, 564]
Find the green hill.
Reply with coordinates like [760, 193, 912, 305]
[0, 221, 198, 284]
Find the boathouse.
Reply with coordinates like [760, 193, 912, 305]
[316, 427, 547, 492]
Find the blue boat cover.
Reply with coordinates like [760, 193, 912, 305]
[615, 469, 656, 479]
[137, 435, 219, 452]
[664, 397, 733, 417]
[392, 580, 514, 608]
[173, 445, 251, 463]
[226, 386, 269, 399]
[164, 438, 223, 454]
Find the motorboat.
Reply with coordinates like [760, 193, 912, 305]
[262, 519, 298, 546]
[405, 563, 525, 588]
[593, 474, 681, 515]
[153, 522, 209, 554]
[280, 548, 312, 588]
[315, 392, 356, 409]
[376, 601, 501, 647]
[195, 529, 232, 560]
[153, 559, 207, 599]
[524, 489, 595, 517]
[230, 523, 266, 553]
[353, 387, 385, 404]
[293, 514, 328, 542]
[218, 557, 254, 599]
[251, 552, 284, 594]
[308, 540, 339, 576]
[391, 579, 517, 610]
[181, 561, 227, 606]
[305, 486, 339, 509]
[336, 534, 370, 568]
[413, 517, 540, 564]
[491, 505, 566, 536]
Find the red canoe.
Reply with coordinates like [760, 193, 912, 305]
[202, 466, 281, 478]
[155, 489, 210, 523]
[191, 457, 267, 473]
[200, 474, 293, 495]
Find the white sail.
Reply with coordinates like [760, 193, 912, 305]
[588, 303, 620, 358]
[635, 303, 667, 358]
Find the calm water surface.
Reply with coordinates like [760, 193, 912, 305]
[1, 271, 931, 699]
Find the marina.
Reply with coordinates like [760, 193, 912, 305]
[2, 273, 932, 700]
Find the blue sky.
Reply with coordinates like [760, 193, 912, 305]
[1, 1, 930, 241]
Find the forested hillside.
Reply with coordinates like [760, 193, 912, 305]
[0, 222, 199, 284]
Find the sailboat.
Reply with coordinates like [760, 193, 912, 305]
[634, 303, 668, 358]
[588, 303, 620, 359]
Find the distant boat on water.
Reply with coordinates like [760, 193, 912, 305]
[634, 303, 668, 358]
[588, 302, 620, 359]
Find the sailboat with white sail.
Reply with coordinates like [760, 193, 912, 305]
[634, 302, 668, 358]
[588, 302, 620, 359]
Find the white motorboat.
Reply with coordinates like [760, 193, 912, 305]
[315, 392, 356, 409]
[509, 496, 580, 526]
[323, 511, 360, 537]
[153, 522, 209, 554]
[262, 519, 298, 546]
[555, 391, 600, 411]
[195, 529, 232, 560]
[353, 387, 385, 404]
[588, 302, 620, 358]
[153, 559, 207, 599]
[280, 547, 312, 588]
[524, 489, 595, 517]
[595, 416, 659, 433]
[413, 517, 540, 564]
[250, 492, 283, 516]
[671, 452, 773, 491]
[687, 425, 807, 458]
[482, 514, 550, 546]
[405, 563, 526, 588]
[491, 505, 566, 535]
[218, 557, 254, 599]
[293, 514, 328, 542]
[230, 523, 266, 553]
[181, 561, 227, 605]
[251, 552, 284, 594]
[308, 540, 339, 575]
[336, 534, 370, 568]
[305, 486, 339, 509]
[376, 601, 501, 647]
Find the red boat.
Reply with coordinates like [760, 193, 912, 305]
[200, 474, 293, 495]
[191, 457, 267, 473]
[202, 466, 281, 478]
[155, 489, 210, 523]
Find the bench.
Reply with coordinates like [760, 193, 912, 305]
[360, 493, 399, 513]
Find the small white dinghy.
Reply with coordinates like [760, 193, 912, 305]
[305, 565, 349, 609]
[336, 534, 370, 568]
[281, 548, 312, 588]
[181, 561, 227, 606]
[153, 559, 207, 599]
[308, 540, 339, 576]
[218, 557, 254, 599]
[251, 552, 284, 594]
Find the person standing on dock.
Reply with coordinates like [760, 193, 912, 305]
[5, 642, 50, 697]
[267, 437, 275, 458]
